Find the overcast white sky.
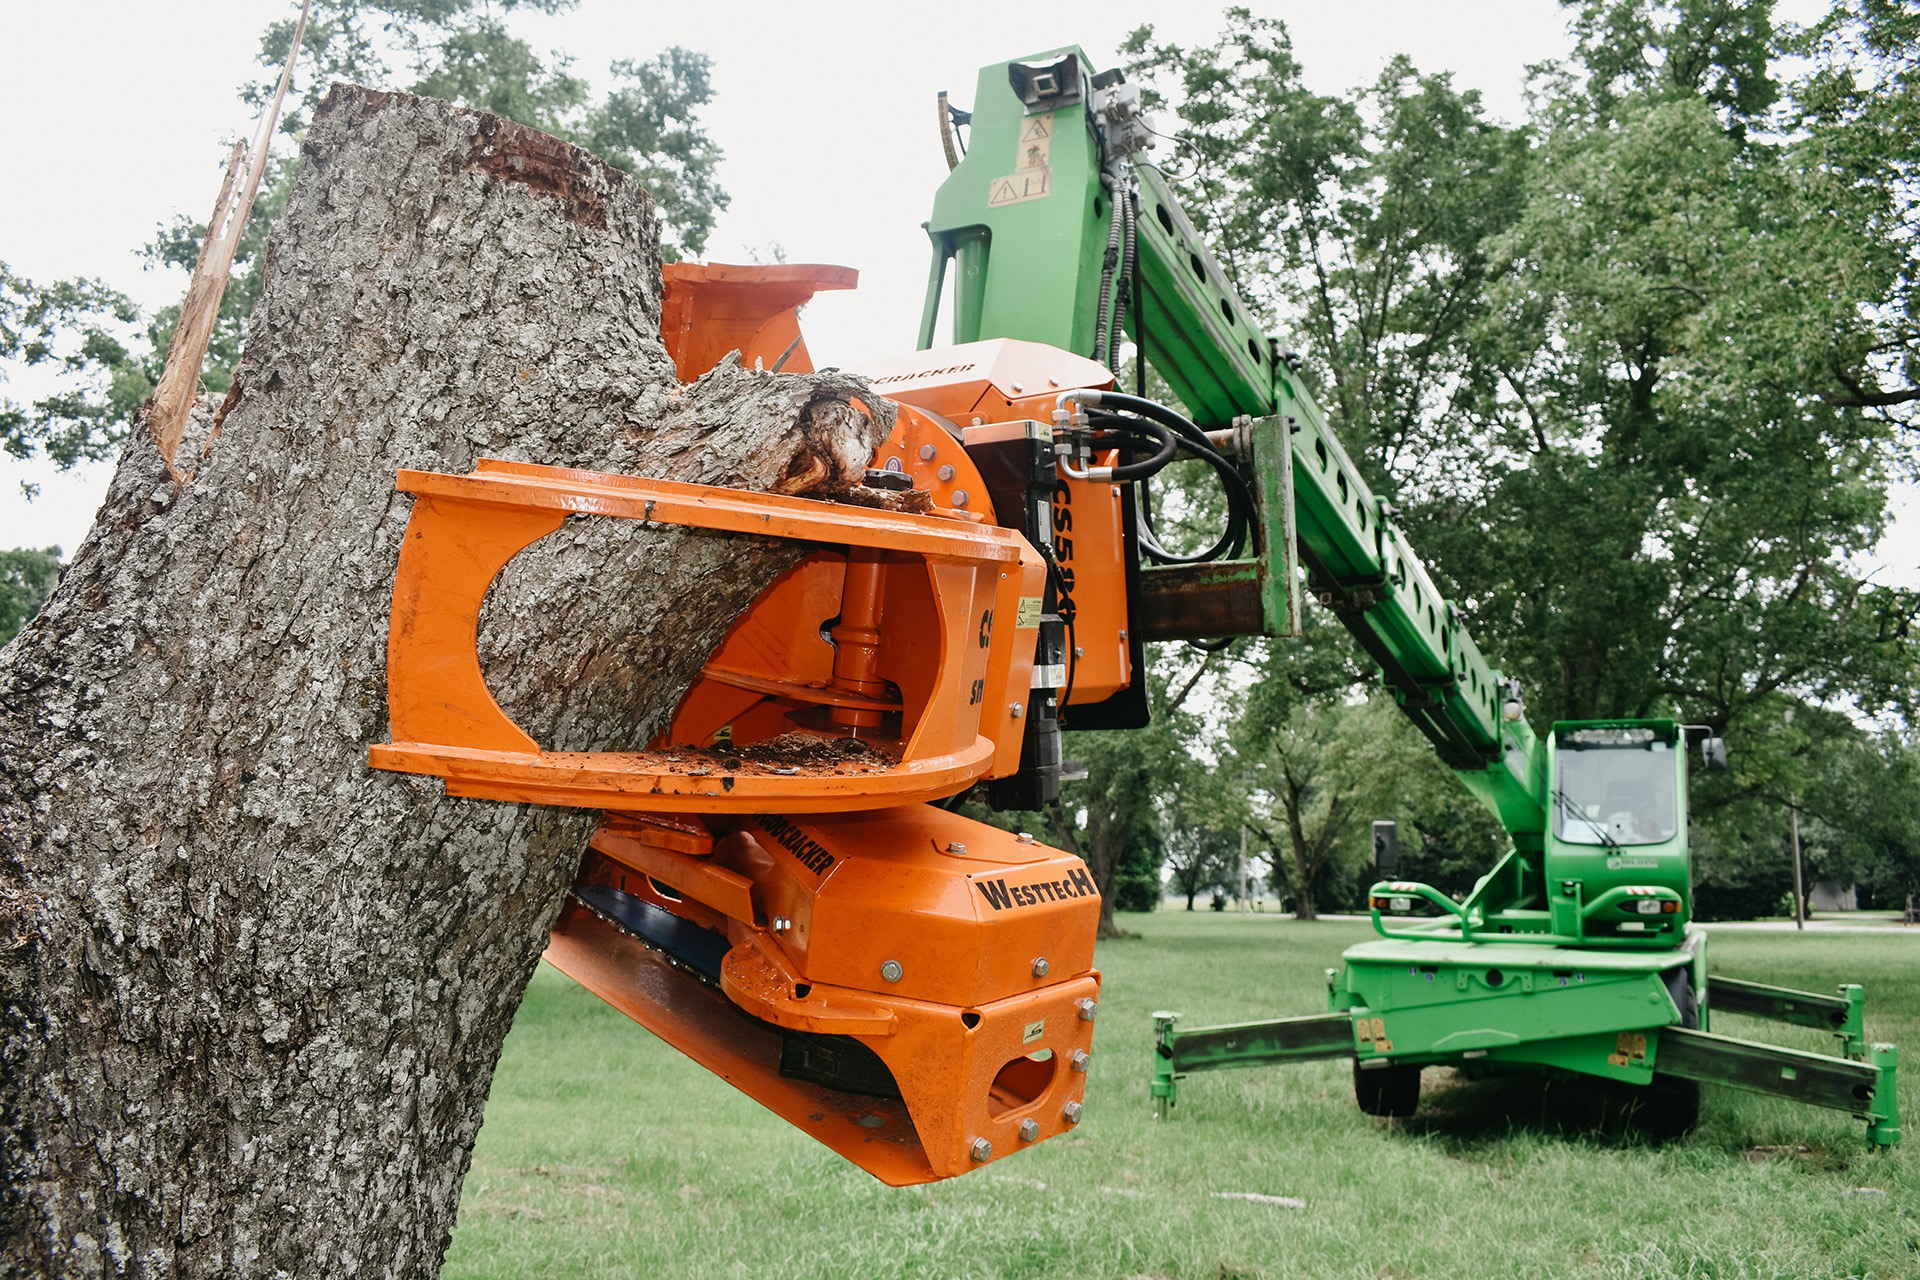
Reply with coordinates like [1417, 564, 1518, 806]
[2, 0, 1908, 583]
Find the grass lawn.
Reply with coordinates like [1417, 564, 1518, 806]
[444, 912, 1918, 1280]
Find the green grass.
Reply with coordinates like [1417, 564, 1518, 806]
[445, 914, 1920, 1280]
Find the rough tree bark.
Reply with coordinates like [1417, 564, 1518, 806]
[0, 86, 890, 1277]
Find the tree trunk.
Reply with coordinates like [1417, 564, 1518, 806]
[1075, 807, 1135, 940]
[0, 85, 889, 1278]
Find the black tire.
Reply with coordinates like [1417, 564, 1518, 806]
[1637, 967, 1701, 1140]
[1355, 1061, 1422, 1118]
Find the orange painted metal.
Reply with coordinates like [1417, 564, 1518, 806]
[370, 457, 1045, 811]
[850, 339, 1134, 706]
[660, 262, 857, 381]
[373, 316, 1135, 1185]
[544, 806, 1102, 1184]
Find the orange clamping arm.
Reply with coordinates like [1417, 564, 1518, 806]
[369, 458, 1046, 811]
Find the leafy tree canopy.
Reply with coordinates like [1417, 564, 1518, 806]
[1, 0, 726, 472]
[0, 545, 60, 644]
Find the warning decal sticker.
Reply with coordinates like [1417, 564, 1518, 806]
[988, 169, 1051, 207]
[989, 113, 1055, 207]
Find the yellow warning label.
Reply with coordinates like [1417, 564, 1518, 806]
[1020, 116, 1053, 144]
[1016, 596, 1045, 628]
[988, 169, 1052, 207]
[1023, 1019, 1046, 1044]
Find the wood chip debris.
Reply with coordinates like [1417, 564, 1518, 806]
[1213, 1192, 1306, 1209]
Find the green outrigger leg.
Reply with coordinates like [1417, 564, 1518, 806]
[1152, 963, 1899, 1148]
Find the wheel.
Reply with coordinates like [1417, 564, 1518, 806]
[1638, 966, 1702, 1139]
[1355, 1061, 1421, 1118]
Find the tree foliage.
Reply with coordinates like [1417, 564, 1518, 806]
[1, 0, 727, 472]
[0, 546, 60, 645]
[1123, 0, 1918, 914]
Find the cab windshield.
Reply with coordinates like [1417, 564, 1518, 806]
[1553, 729, 1678, 847]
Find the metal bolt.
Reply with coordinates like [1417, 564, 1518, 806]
[1069, 1049, 1091, 1073]
[1032, 957, 1050, 978]
[919, 443, 938, 460]
[1015, 831, 1034, 844]
[946, 841, 968, 855]
[1018, 1119, 1040, 1142]
[937, 463, 955, 481]
[881, 959, 904, 983]
[1010, 701, 1024, 719]
[771, 916, 792, 934]
[1063, 1101, 1083, 1126]
[1077, 998, 1098, 1022]
[1073, 646, 1085, 658]
[953, 489, 970, 508]
[969, 1137, 993, 1162]
[1011, 383, 1025, 393]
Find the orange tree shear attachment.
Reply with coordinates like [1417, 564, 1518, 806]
[369, 458, 1046, 811]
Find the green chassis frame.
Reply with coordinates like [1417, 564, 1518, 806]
[1150, 927, 1899, 1148]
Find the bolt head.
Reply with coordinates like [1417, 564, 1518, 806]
[953, 488, 970, 508]
[1077, 997, 1098, 1022]
[946, 841, 968, 855]
[1018, 1119, 1040, 1142]
[1069, 1049, 1091, 1073]
[919, 443, 938, 461]
[1031, 957, 1050, 978]
[1015, 831, 1034, 844]
[771, 916, 791, 934]
[969, 1137, 993, 1162]
[881, 959, 904, 983]
[937, 463, 955, 481]
[1063, 1101, 1083, 1126]
[1010, 701, 1024, 719]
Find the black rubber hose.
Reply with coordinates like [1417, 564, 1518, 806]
[1088, 411, 1177, 481]
[1092, 175, 1126, 367]
[1097, 395, 1256, 563]
[1138, 430, 1254, 563]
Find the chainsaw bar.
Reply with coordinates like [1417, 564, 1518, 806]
[570, 884, 729, 986]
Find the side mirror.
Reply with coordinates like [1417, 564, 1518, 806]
[1372, 820, 1398, 872]
[1701, 737, 1728, 771]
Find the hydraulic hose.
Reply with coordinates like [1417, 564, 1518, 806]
[1092, 173, 1126, 368]
[1089, 411, 1177, 481]
[1069, 391, 1257, 564]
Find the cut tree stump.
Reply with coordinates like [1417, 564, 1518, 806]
[0, 85, 890, 1278]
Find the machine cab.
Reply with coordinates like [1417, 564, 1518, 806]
[1544, 720, 1691, 944]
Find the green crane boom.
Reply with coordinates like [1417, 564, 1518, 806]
[914, 45, 1898, 1148]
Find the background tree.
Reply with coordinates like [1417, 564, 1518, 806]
[0, 0, 727, 473]
[0, 546, 59, 645]
[1125, 1, 1917, 914]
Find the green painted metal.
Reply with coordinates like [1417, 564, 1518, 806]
[1656, 1027, 1899, 1145]
[1150, 1009, 1351, 1118]
[1710, 977, 1868, 1058]
[921, 49, 1106, 356]
[1157, 934, 1901, 1145]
